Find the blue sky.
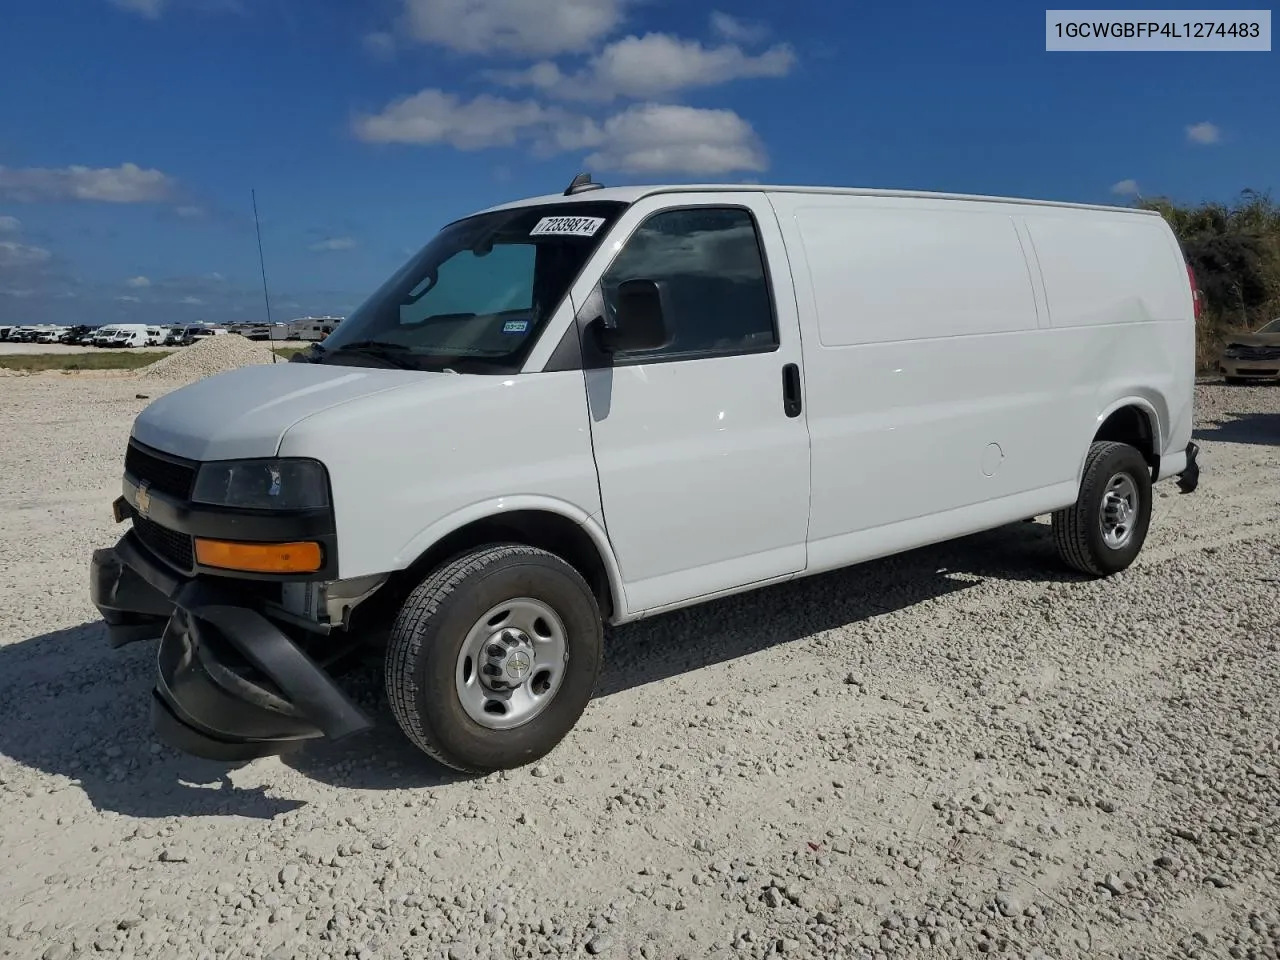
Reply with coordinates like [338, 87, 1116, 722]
[1, 0, 1276, 325]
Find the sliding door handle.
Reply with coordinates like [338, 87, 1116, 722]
[782, 363, 802, 418]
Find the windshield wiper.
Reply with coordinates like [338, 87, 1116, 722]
[320, 340, 418, 370]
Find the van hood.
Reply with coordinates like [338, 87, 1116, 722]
[131, 362, 438, 462]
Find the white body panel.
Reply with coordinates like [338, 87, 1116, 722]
[574, 192, 812, 612]
[277, 370, 605, 584]
[766, 191, 1194, 574]
[127, 183, 1195, 625]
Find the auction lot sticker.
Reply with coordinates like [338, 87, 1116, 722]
[530, 216, 607, 238]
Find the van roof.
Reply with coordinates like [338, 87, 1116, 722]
[474, 184, 1163, 218]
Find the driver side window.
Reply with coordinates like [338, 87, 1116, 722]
[599, 206, 778, 363]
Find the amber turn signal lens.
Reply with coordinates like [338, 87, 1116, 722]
[194, 538, 323, 574]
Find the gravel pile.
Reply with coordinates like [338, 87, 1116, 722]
[136, 335, 281, 383]
[0, 379, 1278, 960]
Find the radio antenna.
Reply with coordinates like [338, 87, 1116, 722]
[252, 188, 278, 363]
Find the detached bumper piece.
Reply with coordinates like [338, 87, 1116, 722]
[1176, 441, 1201, 494]
[90, 531, 373, 761]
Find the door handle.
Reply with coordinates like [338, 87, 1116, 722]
[782, 363, 802, 418]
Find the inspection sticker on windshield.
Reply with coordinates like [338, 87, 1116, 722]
[502, 320, 529, 333]
[530, 216, 606, 238]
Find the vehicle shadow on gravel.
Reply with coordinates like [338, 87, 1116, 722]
[1, 520, 1081, 806]
[0, 622, 307, 820]
[592, 518, 1085, 696]
[283, 518, 1087, 788]
[1194, 411, 1280, 447]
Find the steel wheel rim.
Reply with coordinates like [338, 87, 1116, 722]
[1099, 471, 1139, 550]
[455, 598, 569, 730]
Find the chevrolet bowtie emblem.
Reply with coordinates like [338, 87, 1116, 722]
[135, 480, 152, 518]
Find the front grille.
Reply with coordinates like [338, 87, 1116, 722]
[124, 440, 197, 500]
[132, 515, 195, 572]
[1229, 346, 1280, 361]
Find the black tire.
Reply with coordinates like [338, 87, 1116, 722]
[384, 543, 603, 774]
[1052, 441, 1153, 577]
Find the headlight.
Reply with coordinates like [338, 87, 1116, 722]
[191, 458, 330, 510]
[1222, 343, 1246, 358]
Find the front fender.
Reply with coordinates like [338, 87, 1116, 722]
[391, 495, 630, 620]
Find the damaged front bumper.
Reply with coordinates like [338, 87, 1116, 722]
[90, 530, 373, 761]
[1176, 441, 1201, 494]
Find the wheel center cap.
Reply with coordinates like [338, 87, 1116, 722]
[505, 650, 533, 681]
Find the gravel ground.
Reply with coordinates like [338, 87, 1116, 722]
[1, 373, 1278, 960]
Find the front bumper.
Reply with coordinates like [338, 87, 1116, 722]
[1176, 441, 1200, 494]
[90, 531, 373, 761]
[1220, 359, 1280, 380]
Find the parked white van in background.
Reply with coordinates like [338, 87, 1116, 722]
[90, 176, 1201, 774]
[104, 324, 150, 348]
[91, 325, 121, 346]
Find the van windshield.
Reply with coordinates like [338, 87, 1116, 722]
[311, 200, 628, 373]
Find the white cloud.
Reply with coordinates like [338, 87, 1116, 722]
[1110, 179, 1140, 196]
[354, 89, 570, 149]
[487, 32, 795, 102]
[175, 205, 204, 218]
[0, 163, 176, 203]
[363, 31, 397, 60]
[1185, 121, 1221, 145]
[400, 0, 629, 56]
[0, 215, 20, 233]
[180, 296, 205, 305]
[206, 271, 225, 282]
[586, 104, 767, 174]
[116, 295, 142, 303]
[110, 0, 165, 17]
[126, 275, 152, 288]
[309, 237, 357, 252]
[710, 11, 770, 44]
[0, 240, 52, 268]
[355, 89, 768, 174]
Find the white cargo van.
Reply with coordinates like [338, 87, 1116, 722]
[91, 325, 121, 346]
[99, 323, 149, 348]
[90, 177, 1201, 773]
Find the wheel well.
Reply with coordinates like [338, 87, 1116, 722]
[1094, 405, 1157, 470]
[366, 511, 616, 627]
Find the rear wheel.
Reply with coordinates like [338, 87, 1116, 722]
[384, 544, 603, 773]
[1052, 441, 1152, 577]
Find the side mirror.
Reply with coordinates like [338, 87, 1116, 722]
[596, 279, 674, 355]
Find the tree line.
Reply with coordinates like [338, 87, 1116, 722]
[1135, 189, 1280, 366]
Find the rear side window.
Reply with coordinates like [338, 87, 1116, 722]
[600, 207, 777, 362]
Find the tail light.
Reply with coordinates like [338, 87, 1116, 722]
[1186, 263, 1204, 321]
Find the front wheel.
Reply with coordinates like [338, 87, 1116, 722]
[1052, 441, 1153, 577]
[384, 544, 603, 773]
